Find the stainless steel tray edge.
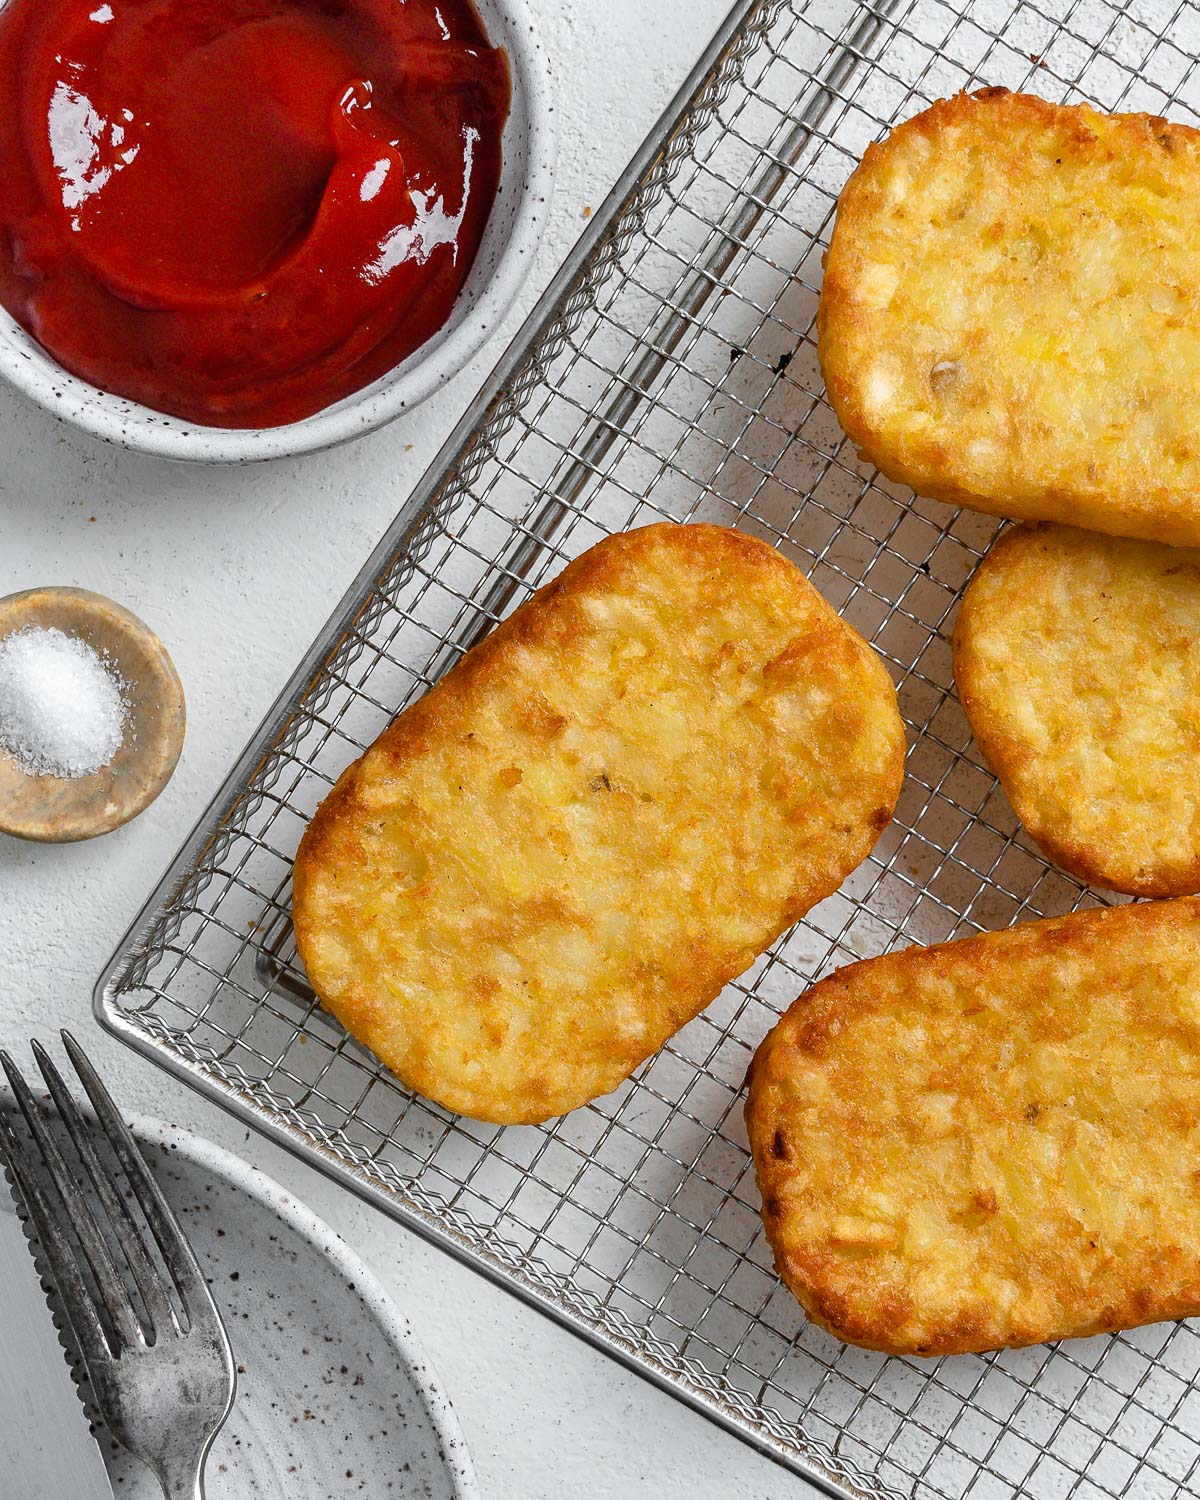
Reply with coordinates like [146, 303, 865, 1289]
[94, 2, 900, 1496]
[91, 0, 1198, 1493]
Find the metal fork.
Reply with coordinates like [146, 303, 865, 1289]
[0, 1032, 235, 1500]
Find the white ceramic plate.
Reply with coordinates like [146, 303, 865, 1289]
[0, 0, 555, 463]
[89, 1115, 479, 1500]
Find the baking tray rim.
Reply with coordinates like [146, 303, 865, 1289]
[91, 1, 891, 1496]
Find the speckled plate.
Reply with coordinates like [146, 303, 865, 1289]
[90, 1115, 479, 1500]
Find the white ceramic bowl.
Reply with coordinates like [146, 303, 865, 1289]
[102, 1113, 480, 1499]
[0, 0, 554, 463]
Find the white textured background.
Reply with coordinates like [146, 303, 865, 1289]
[0, 1, 820, 1496]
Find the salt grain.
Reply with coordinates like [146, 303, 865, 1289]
[0, 626, 127, 779]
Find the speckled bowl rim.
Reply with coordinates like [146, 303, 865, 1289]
[0, 0, 554, 464]
[128, 1112, 481, 1500]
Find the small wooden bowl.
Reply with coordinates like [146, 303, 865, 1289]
[0, 587, 185, 842]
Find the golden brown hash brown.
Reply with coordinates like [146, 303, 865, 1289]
[954, 522, 1200, 897]
[294, 522, 905, 1124]
[746, 900, 1200, 1356]
[818, 89, 1200, 546]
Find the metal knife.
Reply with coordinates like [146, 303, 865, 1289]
[0, 1179, 114, 1499]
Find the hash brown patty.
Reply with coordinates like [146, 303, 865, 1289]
[294, 523, 905, 1123]
[954, 522, 1200, 896]
[746, 900, 1200, 1356]
[818, 89, 1200, 546]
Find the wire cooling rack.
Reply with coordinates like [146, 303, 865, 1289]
[97, 1, 1200, 1496]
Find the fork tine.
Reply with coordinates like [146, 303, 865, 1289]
[2, 1050, 146, 1351]
[33, 1040, 179, 1343]
[0, 1105, 113, 1369]
[62, 1032, 217, 1325]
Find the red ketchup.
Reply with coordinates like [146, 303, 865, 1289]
[0, 0, 509, 427]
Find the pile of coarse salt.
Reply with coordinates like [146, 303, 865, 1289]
[0, 626, 127, 779]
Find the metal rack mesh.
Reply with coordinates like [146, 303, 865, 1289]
[97, 1, 1200, 1496]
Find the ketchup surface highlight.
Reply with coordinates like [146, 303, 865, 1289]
[0, 0, 510, 427]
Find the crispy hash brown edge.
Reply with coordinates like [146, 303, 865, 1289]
[953, 521, 1200, 898]
[817, 88, 1200, 546]
[744, 899, 1200, 1356]
[293, 522, 907, 1122]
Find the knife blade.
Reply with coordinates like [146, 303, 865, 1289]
[0, 1180, 114, 1500]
